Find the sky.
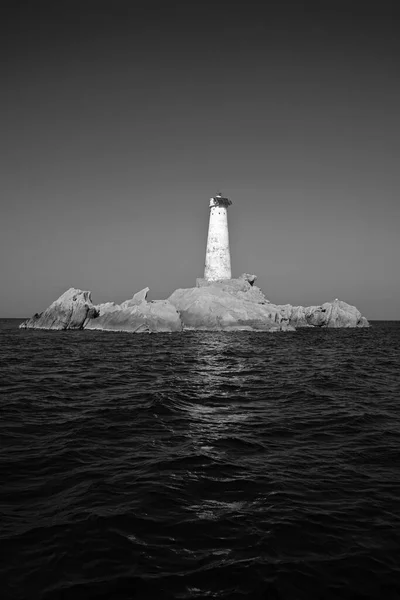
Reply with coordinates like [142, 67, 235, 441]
[1, 1, 399, 319]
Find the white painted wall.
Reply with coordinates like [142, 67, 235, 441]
[204, 197, 232, 280]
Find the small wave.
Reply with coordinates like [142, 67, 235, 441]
[1, 322, 400, 599]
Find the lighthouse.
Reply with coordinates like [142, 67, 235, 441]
[204, 192, 232, 281]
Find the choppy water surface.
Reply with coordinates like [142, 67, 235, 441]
[1, 320, 400, 600]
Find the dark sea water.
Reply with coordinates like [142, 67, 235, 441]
[1, 319, 400, 600]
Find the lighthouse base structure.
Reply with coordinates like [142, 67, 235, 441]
[204, 197, 232, 281]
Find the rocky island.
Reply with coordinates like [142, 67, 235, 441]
[20, 194, 369, 333]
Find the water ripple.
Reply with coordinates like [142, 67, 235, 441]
[1, 321, 400, 599]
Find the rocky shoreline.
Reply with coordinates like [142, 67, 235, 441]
[20, 274, 369, 333]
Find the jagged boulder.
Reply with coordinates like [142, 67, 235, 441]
[278, 299, 369, 328]
[120, 287, 150, 308]
[19, 288, 99, 330]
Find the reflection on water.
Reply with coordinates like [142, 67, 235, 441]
[174, 336, 266, 529]
[2, 325, 400, 600]
[181, 336, 252, 468]
[186, 334, 252, 396]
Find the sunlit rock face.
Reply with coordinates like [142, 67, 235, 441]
[86, 298, 182, 333]
[19, 288, 99, 330]
[277, 299, 369, 328]
[168, 277, 369, 331]
[20, 288, 182, 333]
[169, 274, 292, 331]
[20, 276, 369, 333]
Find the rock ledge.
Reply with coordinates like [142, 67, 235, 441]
[20, 275, 369, 333]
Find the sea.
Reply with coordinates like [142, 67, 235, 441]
[1, 319, 400, 600]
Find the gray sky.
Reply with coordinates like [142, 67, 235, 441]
[1, 2, 399, 318]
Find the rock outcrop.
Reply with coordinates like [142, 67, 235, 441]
[277, 299, 369, 328]
[168, 274, 291, 331]
[20, 288, 182, 333]
[86, 295, 182, 333]
[19, 275, 369, 333]
[19, 288, 99, 330]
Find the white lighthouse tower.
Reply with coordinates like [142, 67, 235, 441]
[204, 192, 232, 281]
